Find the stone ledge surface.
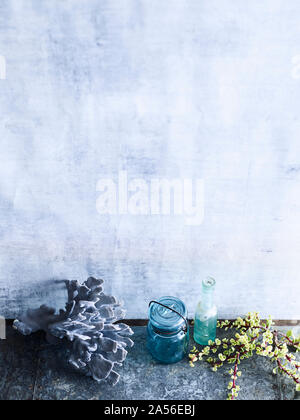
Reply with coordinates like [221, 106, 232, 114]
[0, 326, 298, 400]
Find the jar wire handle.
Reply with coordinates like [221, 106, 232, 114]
[148, 300, 188, 333]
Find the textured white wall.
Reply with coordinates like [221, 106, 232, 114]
[0, 0, 299, 319]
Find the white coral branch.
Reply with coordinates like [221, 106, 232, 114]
[13, 277, 134, 386]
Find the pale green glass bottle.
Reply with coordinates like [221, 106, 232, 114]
[194, 277, 217, 345]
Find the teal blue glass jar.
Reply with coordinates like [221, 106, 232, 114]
[147, 296, 189, 364]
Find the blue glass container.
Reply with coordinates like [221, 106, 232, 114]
[194, 277, 217, 345]
[147, 296, 189, 364]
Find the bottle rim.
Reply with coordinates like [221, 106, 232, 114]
[202, 276, 216, 289]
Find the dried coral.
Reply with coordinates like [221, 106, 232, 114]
[13, 277, 134, 385]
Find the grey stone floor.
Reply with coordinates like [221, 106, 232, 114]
[0, 326, 298, 400]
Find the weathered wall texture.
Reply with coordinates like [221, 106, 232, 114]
[0, 0, 299, 319]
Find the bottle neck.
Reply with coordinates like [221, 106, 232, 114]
[202, 289, 215, 308]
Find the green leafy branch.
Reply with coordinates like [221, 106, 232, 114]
[189, 312, 300, 400]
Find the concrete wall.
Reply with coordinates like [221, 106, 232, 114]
[0, 0, 299, 319]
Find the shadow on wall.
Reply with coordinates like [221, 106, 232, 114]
[1, 279, 68, 319]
